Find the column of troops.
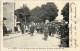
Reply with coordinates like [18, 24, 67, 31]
[31, 21, 69, 47]
[3, 20, 69, 47]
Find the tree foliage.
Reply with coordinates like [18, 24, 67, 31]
[30, 6, 42, 22]
[41, 2, 58, 21]
[31, 2, 58, 22]
[15, 5, 31, 22]
[15, 2, 58, 23]
[61, 3, 69, 22]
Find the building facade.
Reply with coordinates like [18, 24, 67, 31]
[3, 2, 15, 33]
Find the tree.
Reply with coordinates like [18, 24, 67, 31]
[61, 3, 69, 22]
[15, 4, 31, 34]
[41, 2, 58, 22]
[30, 6, 42, 23]
[30, 2, 58, 23]
[15, 5, 30, 23]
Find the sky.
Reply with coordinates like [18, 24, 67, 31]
[15, 1, 69, 20]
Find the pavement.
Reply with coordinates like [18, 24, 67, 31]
[3, 32, 24, 40]
[3, 31, 61, 48]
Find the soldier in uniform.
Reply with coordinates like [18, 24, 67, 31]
[40, 22, 44, 34]
[20, 23, 24, 34]
[51, 24, 55, 36]
[30, 22, 35, 36]
[48, 23, 52, 36]
[36, 25, 39, 33]
[43, 23, 49, 41]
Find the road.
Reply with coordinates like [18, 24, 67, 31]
[3, 32, 60, 48]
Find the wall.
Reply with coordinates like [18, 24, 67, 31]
[3, 2, 15, 33]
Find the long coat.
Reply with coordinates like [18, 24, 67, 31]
[43, 24, 49, 38]
[30, 24, 35, 33]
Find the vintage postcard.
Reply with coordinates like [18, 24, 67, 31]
[0, 0, 80, 51]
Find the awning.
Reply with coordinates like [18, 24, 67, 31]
[3, 17, 7, 20]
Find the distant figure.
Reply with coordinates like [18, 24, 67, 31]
[40, 22, 44, 33]
[55, 24, 58, 34]
[36, 25, 39, 33]
[48, 23, 52, 36]
[59, 24, 65, 38]
[3, 23, 7, 36]
[30, 23, 35, 36]
[14, 26, 18, 33]
[51, 24, 55, 36]
[7, 27, 12, 34]
[17, 25, 21, 32]
[20, 23, 24, 34]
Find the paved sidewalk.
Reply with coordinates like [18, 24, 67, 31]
[3, 32, 28, 40]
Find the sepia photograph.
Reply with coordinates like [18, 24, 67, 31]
[3, 1, 69, 48]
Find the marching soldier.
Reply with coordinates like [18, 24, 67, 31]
[48, 23, 52, 36]
[30, 22, 35, 36]
[51, 24, 55, 36]
[43, 23, 49, 41]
